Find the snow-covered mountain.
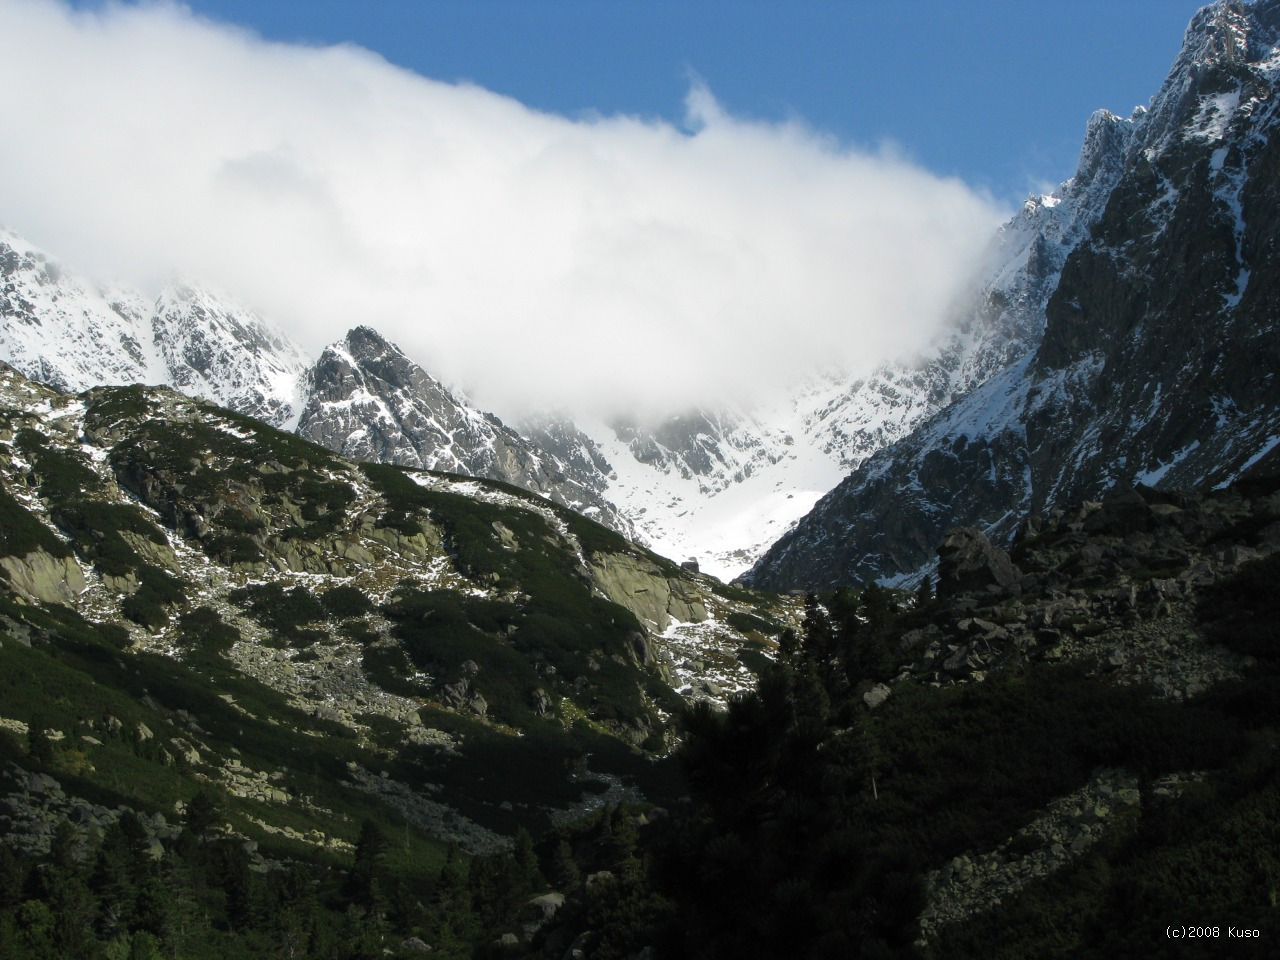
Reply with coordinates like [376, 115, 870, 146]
[545, 102, 1130, 581]
[0, 227, 308, 427]
[148, 282, 309, 428]
[0, 132, 1143, 583]
[748, 0, 1280, 591]
[295, 326, 632, 534]
[6, 2, 1274, 587]
[2, 210, 1074, 579]
[0, 232, 635, 534]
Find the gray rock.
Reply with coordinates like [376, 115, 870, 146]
[527, 892, 565, 921]
[937, 528, 1021, 598]
[0, 549, 86, 604]
[25, 772, 60, 795]
[530, 688, 555, 718]
[863, 683, 892, 710]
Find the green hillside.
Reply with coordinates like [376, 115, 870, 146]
[0, 364, 784, 958]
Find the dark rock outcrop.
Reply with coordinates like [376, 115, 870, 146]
[936, 528, 1021, 597]
[296, 327, 633, 536]
[749, 0, 1280, 591]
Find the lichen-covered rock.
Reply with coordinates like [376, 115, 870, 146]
[587, 552, 709, 630]
[0, 549, 85, 603]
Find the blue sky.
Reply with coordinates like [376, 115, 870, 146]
[174, 0, 1210, 203]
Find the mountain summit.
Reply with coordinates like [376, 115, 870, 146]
[296, 326, 632, 534]
[747, 0, 1280, 591]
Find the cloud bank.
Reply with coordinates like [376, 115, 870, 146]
[0, 0, 1008, 420]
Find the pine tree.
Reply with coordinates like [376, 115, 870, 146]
[426, 849, 478, 948]
[39, 840, 96, 958]
[127, 930, 161, 960]
[345, 819, 388, 915]
[851, 711, 886, 801]
[548, 838, 580, 892]
[512, 827, 544, 893]
[602, 806, 639, 871]
[182, 790, 221, 840]
[26, 717, 54, 769]
[93, 821, 140, 937]
[0, 845, 25, 910]
[268, 862, 318, 960]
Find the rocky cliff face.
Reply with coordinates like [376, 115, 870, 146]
[295, 326, 634, 536]
[748, 0, 1280, 591]
[0, 228, 309, 427]
[148, 282, 310, 428]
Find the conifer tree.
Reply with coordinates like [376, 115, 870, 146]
[512, 827, 544, 893]
[548, 838, 580, 891]
[345, 819, 389, 915]
[0, 845, 24, 910]
[183, 790, 221, 840]
[26, 717, 54, 769]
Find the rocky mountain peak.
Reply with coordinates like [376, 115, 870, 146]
[1181, 0, 1270, 71]
[746, 0, 1280, 592]
[1069, 109, 1136, 202]
[1138, 0, 1280, 157]
[297, 327, 635, 536]
[344, 323, 393, 353]
[150, 280, 309, 428]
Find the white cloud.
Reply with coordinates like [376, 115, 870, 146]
[0, 0, 1009, 420]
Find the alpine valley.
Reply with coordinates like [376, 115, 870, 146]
[1, 2, 1279, 959]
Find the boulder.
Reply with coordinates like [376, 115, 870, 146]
[862, 683, 892, 710]
[937, 528, 1021, 598]
[1082, 486, 1155, 535]
[529, 688, 555, 718]
[0, 549, 86, 604]
[527, 892, 564, 921]
[587, 552, 708, 630]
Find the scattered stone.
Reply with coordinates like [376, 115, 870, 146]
[919, 768, 1144, 944]
[862, 683, 892, 710]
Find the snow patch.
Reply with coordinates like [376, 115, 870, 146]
[1134, 441, 1202, 486]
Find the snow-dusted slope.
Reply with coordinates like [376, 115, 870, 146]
[748, 0, 1280, 591]
[550, 102, 1131, 583]
[0, 227, 159, 391]
[0, 229, 308, 427]
[560, 406, 846, 581]
[150, 282, 309, 428]
[296, 326, 634, 535]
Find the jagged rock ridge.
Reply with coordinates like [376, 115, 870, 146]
[0, 228, 308, 427]
[297, 326, 633, 536]
[748, 0, 1280, 591]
